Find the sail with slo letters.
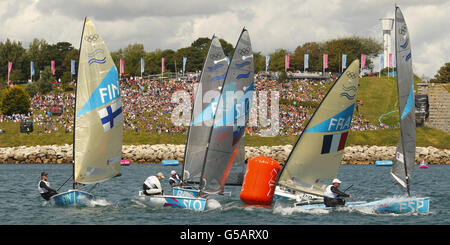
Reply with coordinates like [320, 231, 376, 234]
[276, 59, 360, 197]
[199, 29, 254, 193]
[74, 18, 123, 184]
[182, 36, 228, 184]
[390, 6, 416, 195]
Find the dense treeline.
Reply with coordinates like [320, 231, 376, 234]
[0, 36, 385, 84]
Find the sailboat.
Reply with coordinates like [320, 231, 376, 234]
[173, 35, 247, 198]
[283, 6, 430, 214]
[274, 59, 361, 205]
[138, 29, 254, 210]
[50, 18, 123, 206]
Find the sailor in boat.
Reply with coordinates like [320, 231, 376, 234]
[323, 179, 352, 207]
[142, 172, 165, 196]
[169, 170, 182, 187]
[37, 172, 58, 201]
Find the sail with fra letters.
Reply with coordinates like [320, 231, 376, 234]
[276, 59, 360, 197]
[74, 18, 123, 184]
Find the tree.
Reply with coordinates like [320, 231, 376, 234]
[430, 63, 450, 83]
[0, 86, 30, 115]
[38, 66, 54, 94]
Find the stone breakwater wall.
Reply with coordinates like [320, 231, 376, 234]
[0, 144, 449, 164]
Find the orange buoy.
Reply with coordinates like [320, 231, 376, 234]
[240, 155, 281, 205]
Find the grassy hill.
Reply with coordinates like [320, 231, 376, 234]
[1, 76, 449, 148]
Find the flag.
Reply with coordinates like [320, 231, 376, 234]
[323, 54, 328, 69]
[183, 57, 187, 74]
[120, 59, 124, 74]
[285, 54, 290, 71]
[162, 57, 165, 73]
[51, 60, 55, 75]
[380, 54, 384, 70]
[389, 53, 393, 68]
[8, 61, 12, 77]
[361, 54, 366, 69]
[265, 56, 270, 71]
[97, 100, 123, 133]
[342, 54, 347, 70]
[304, 54, 309, 70]
[71, 60, 76, 75]
[31, 61, 35, 76]
[321, 132, 348, 154]
[140, 58, 145, 74]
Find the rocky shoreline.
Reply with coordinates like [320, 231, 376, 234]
[0, 144, 449, 165]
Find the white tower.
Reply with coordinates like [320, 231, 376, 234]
[380, 18, 394, 69]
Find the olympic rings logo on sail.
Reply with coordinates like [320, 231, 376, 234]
[347, 72, 358, 80]
[398, 25, 407, 35]
[238, 47, 251, 56]
[210, 53, 223, 59]
[84, 34, 99, 42]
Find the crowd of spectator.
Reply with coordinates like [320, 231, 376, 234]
[0, 76, 381, 135]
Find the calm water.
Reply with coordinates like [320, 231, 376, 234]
[1, 164, 449, 226]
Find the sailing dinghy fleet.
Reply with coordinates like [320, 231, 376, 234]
[45, 5, 430, 214]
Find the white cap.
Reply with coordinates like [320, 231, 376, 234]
[332, 178, 341, 184]
[171, 170, 176, 175]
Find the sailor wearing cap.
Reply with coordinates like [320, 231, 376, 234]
[169, 170, 182, 187]
[38, 172, 58, 200]
[143, 172, 165, 196]
[323, 178, 352, 207]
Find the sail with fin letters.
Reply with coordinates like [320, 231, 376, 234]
[276, 59, 360, 198]
[74, 18, 123, 185]
[390, 6, 416, 196]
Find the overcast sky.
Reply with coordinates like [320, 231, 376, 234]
[0, 0, 448, 78]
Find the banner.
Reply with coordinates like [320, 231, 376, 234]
[162, 57, 165, 73]
[8, 61, 12, 77]
[71, 60, 76, 75]
[323, 53, 328, 69]
[304, 54, 309, 70]
[141, 58, 145, 74]
[183, 57, 187, 74]
[265, 56, 270, 72]
[31, 61, 35, 76]
[51, 60, 55, 76]
[361, 54, 366, 69]
[285, 54, 290, 71]
[120, 58, 124, 74]
[380, 54, 384, 71]
[389, 53, 393, 68]
[342, 54, 347, 70]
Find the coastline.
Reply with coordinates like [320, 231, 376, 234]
[0, 144, 449, 165]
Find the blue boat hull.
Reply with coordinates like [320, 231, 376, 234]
[294, 197, 430, 214]
[161, 160, 179, 166]
[375, 160, 393, 166]
[139, 192, 206, 211]
[50, 190, 95, 206]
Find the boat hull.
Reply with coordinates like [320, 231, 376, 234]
[161, 160, 179, 166]
[273, 186, 323, 203]
[172, 187, 202, 198]
[50, 190, 95, 206]
[138, 191, 206, 211]
[374, 160, 393, 166]
[294, 197, 430, 213]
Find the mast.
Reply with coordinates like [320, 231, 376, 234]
[72, 17, 87, 189]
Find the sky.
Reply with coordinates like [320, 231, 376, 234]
[0, 0, 448, 79]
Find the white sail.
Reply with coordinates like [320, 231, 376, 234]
[277, 60, 360, 197]
[74, 18, 123, 184]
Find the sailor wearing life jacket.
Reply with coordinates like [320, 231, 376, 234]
[323, 179, 352, 207]
[38, 172, 58, 200]
[169, 170, 181, 187]
[143, 172, 165, 195]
